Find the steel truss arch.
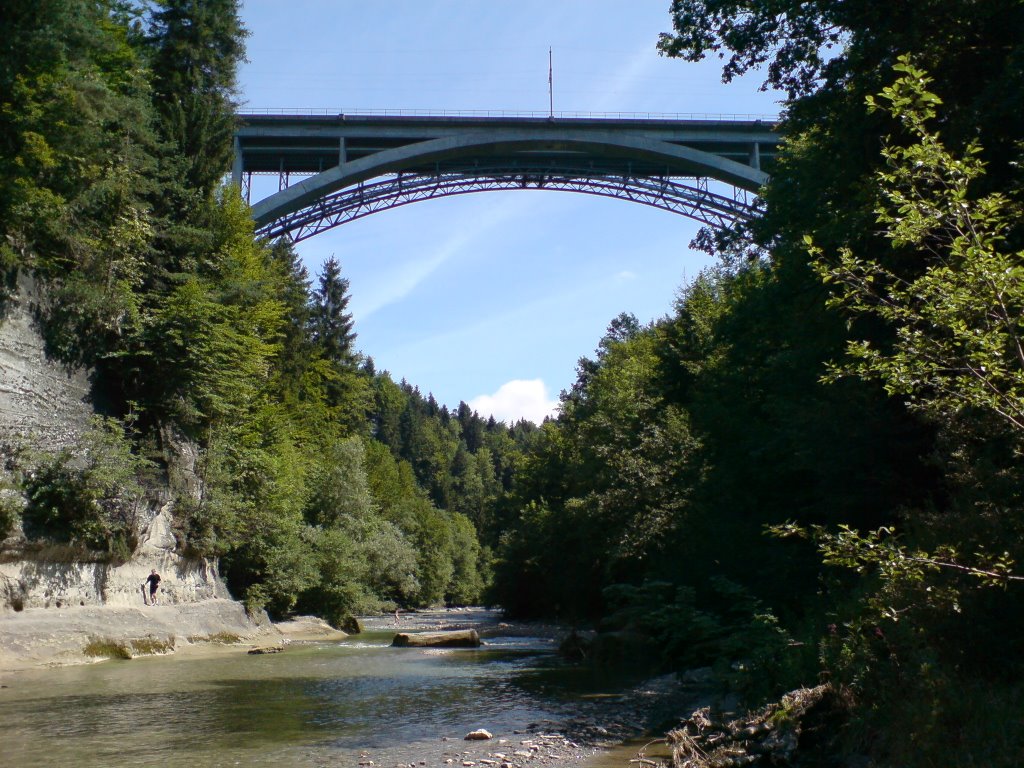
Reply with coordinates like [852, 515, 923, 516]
[256, 166, 759, 243]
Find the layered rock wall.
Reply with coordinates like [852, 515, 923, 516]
[0, 505, 230, 612]
[0, 274, 91, 454]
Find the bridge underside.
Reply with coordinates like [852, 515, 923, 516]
[257, 165, 759, 243]
[235, 114, 778, 241]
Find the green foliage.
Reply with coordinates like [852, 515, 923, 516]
[310, 256, 357, 368]
[0, 497, 18, 540]
[170, 439, 244, 558]
[1, 0, 155, 265]
[21, 417, 150, 559]
[498, 16, 1024, 768]
[305, 436, 373, 526]
[146, 0, 246, 197]
[129, 636, 174, 655]
[0, 469, 23, 540]
[493, 315, 703, 619]
[657, 0, 846, 98]
[146, 190, 286, 431]
[191, 632, 242, 644]
[813, 58, 1024, 433]
[82, 638, 132, 660]
[599, 579, 808, 704]
[0, 1, 507, 629]
[446, 512, 485, 605]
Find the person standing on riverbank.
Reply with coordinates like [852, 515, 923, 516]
[144, 570, 161, 606]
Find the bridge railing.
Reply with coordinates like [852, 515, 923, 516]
[237, 107, 780, 122]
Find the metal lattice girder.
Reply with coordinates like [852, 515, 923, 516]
[256, 167, 760, 243]
[240, 115, 780, 239]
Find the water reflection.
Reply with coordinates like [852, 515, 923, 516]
[0, 614, 645, 767]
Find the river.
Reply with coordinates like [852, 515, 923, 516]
[0, 609, 687, 767]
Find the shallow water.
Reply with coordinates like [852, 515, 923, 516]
[0, 610, 652, 767]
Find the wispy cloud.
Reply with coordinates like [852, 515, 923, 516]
[384, 265, 615, 356]
[353, 195, 539, 320]
[590, 44, 661, 112]
[469, 379, 559, 425]
[354, 240, 457, 320]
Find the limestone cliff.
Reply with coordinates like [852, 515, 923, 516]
[0, 505, 231, 611]
[0, 275, 228, 614]
[0, 273, 91, 454]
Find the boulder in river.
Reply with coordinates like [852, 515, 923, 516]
[391, 629, 482, 648]
[464, 729, 493, 740]
[341, 615, 364, 634]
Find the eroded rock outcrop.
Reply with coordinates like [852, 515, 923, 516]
[0, 274, 91, 455]
[0, 505, 230, 611]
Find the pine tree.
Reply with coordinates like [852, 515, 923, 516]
[267, 238, 315, 401]
[146, 0, 247, 198]
[310, 256, 357, 367]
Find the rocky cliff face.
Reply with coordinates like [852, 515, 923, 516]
[0, 275, 230, 613]
[0, 274, 91, 454]
[0, 505, 230, 611]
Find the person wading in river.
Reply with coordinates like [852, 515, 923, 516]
[143, 569, 161, 606]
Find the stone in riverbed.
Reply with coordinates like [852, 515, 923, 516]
[465, 729, 493, 740]
[340, 615, 363, 634]
[247, 645, 284, 654]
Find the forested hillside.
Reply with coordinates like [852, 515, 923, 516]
[0, 0, 534, 624]
[3, 1, 1023, 763]
[492, 1, 1024, 764]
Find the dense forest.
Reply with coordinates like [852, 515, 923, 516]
[2, 1, 1023, 765]
[0, 0, 538, 624]
[492, 1, 1024, 764]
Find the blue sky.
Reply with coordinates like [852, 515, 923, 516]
[237, 1, 782, 423]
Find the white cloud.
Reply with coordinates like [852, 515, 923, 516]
[616, 270, 637, 281]
[469, 379, 559, 425]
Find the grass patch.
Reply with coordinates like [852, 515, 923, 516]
[83, 635, 174, 659]
[187, 632, 242, 644]
[18, 541, 100, 563]
[83, 638, 132, 659]
[129, 636, 174, 655]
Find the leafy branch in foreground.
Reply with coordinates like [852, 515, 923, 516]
[771, 522, 1022, 606]
[809, 55, 1024, 432]
[794, 57, 1023, 643]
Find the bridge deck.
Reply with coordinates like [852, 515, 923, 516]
[235, 114, 780, 178]
[236, 113, 782, 240]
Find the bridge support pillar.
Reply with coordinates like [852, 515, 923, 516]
[339, 137, 347, 165]
[749, 142, 761, 172]
[232, 136, 243, 189]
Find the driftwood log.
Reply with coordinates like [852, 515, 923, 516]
[247, 645, 284, 655]
[391, 629, 482, 648]
[667, 684, 843, 768]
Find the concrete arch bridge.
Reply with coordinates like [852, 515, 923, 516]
[234, 111, 781, 243]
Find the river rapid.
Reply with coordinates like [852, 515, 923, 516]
[0, 609, 692, 767]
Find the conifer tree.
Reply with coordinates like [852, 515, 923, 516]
[146, 0, 246, 198]
[310, 256, 357, 367]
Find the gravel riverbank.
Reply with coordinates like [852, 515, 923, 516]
[348, 609, 717, 768]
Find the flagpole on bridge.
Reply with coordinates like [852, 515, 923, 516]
[548, 47, 553, 119]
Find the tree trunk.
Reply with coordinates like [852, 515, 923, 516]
[391, 629, 481, 648]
